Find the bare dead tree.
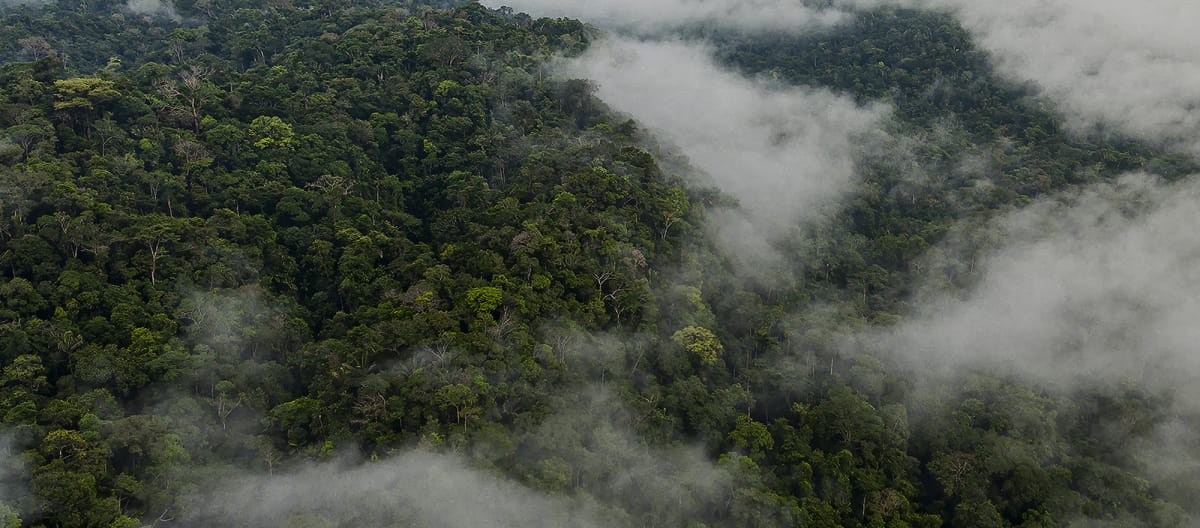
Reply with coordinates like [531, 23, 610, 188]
[156, 66, 212, 133]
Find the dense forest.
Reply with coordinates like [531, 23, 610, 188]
[0, 0, 1197, 527]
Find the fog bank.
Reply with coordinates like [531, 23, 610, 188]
[844, 0, 1200, 155]
[561, 37, 889, 272]
[886, 173, 1200, 395]
[186, 390, 745, 528]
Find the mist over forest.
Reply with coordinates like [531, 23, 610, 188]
[1, 0, 1198, 527]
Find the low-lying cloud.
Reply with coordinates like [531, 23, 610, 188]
[188, 450, 615, 528]
[498, 0, 1200, 156]
[870, 172, 1200, 518]
[844, 0, 1200, 155]
[885, 173, 1200, 394]
[185, 390, 744, 528]
[560, 38, 889, 272]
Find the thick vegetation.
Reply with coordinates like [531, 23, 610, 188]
[0, 1, 1194, 527]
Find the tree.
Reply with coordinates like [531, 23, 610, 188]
[17, 36, 56, 60]
[930, 451, 979, 498]
[952, 499, 1004, 528]
[729, 415, 774, 457]
[0, 502, 19, 528]
[249, 115, 296, 151]
[814, 385, 883, 450]
[671, 326, 724, 365]
[435, 383, 480, 430]
[4, 121, 55, 161]
[32, 461, 119, 528]
[126, 216, 183, 285]
[155, 65, 218, 133]
[464, 286, 503, 318]
[1, 278, 48, 317]
[1, 354, 49, 394]
[33, 429, 118, 527]
[658, 187, 690, 240]
[52, 77, 120, 133]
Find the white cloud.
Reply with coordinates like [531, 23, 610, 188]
[185, 390, 742, 527]
[497, 0, 1200, 156]
[845, 0, 1200, 155]
[870, 172, 1200, 516]
[886, 173, 1200, 395]
[560, 38, 889, 271]
[189, 450, 613, 528]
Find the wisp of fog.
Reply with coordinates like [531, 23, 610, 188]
[559, 37, 889, 273]
[497, 0, 1200, 155]
[125, 0, 181, 21]
[885, 173, 1200, 393]
[0, 433, 25, 524]
[185, 390, 746, 528]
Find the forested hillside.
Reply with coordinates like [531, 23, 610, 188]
[0, 1, 1196, 527]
